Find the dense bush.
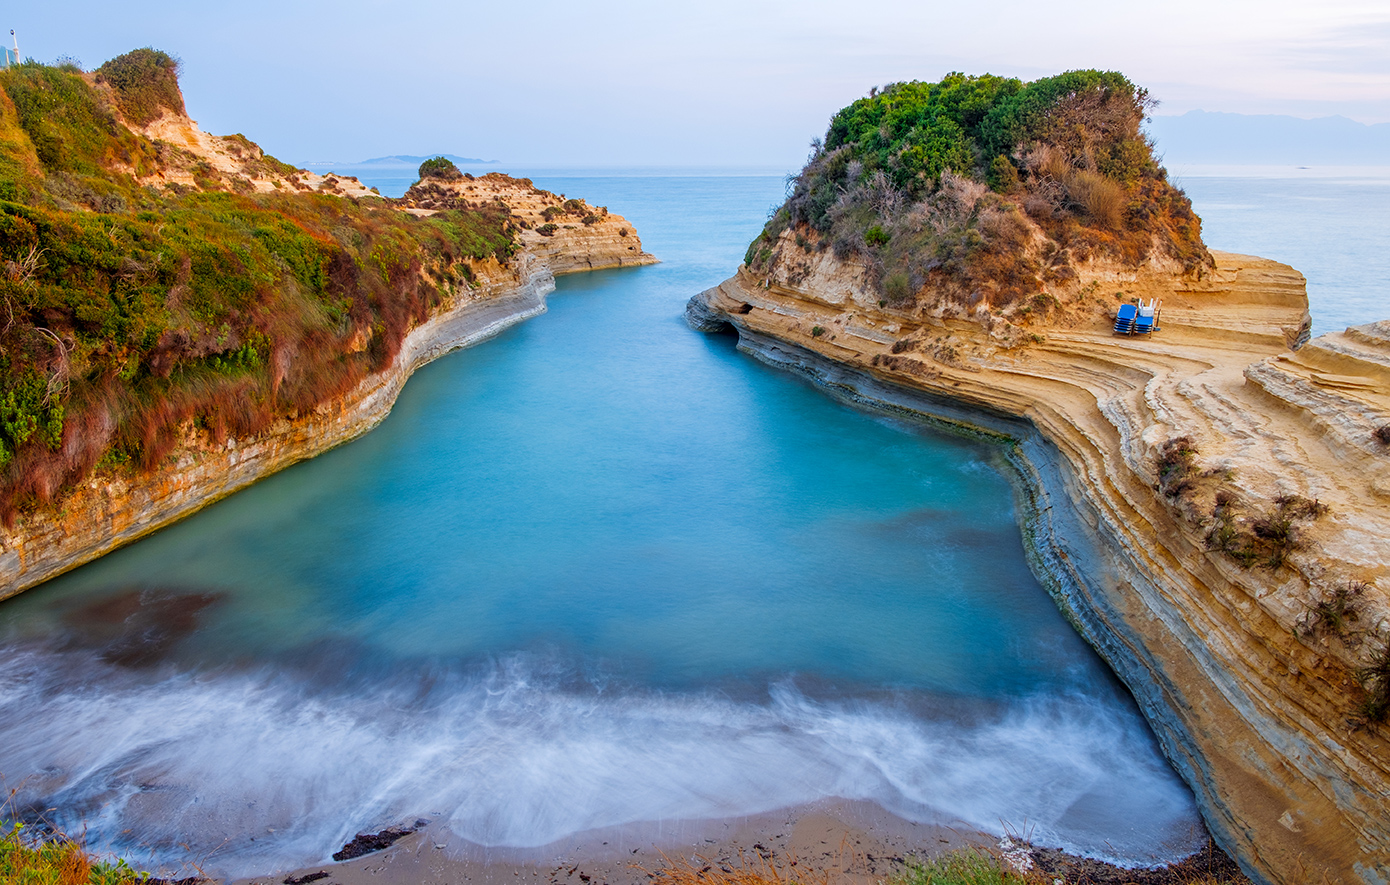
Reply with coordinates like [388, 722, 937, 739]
[95, 48, 185, 126]
[418, 155, 462, 180]
[0, 55, 516, 524]
[746, 70, 1212, 312]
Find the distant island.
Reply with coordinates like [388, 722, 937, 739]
[304, 153, 499, 168]
[1149, 109, 1390, 166]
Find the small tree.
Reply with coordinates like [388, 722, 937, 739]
[418, 156, 462, 181]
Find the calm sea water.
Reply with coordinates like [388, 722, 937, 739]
[6, 165, 1368, 878]
[1171, 166, 1390, 337]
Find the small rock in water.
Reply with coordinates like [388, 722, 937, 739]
[332, 825, 417, 861]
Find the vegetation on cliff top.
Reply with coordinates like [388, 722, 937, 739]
[0, 51, 518, 524]
[418, 155, 463, 181]
[747, 70, 1211, 320]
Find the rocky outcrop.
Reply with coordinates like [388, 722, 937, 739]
[399, 173, 658, 273]
[687, 255, 1390, 885]
[127, 107, 379, 198]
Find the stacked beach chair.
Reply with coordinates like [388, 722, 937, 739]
[1113, 299, 1160, 336]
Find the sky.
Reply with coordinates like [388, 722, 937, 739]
[9, 0, 1390, 168]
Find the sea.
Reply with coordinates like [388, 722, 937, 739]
[0, 162, 1383, 878]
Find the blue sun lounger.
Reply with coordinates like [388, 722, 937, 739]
[1113, 302, 1137, 334]
[1134, 299, 1160, 335]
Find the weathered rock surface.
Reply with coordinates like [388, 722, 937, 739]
[399, 173, 657, 273]
[688, 254, 1390, 885]
[129, 107, 378, 198]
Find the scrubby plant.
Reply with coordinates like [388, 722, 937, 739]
[417, 155, 462, 181]
[894, 848, 1037, 885]
[1204, 491, 1327, 571]
[744, 69, 1211, 317]
[95, 48, 185, 126]
[536, 222, 557, 237]
[1156, 436, 1198, 498]
[1374, 425, 1390, 446]
[1353, 633, 1390, 727]
[1298, 580, 1367, 638]
[0, 822, 147, 884]
[811, 325, 825, 337]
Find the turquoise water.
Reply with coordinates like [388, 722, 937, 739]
[0, 175, 1206, 875]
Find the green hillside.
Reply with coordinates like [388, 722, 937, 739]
[0, 51, 516, 524]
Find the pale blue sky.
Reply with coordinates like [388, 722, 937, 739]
[10, 0, 1390, 167]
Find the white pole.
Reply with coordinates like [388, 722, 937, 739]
[9, 30, 17, 65]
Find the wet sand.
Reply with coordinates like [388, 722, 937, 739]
[233, 800, 985, 885]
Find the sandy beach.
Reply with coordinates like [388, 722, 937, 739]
[234, 801, 985, 885]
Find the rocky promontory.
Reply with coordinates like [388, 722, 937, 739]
[688, 256, 1390, 884]
[688, 69, 1389, 885]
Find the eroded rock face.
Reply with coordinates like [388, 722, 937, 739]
[687, 254, 1390, 885]
[400, 173, 658, 273]
[130, 109, 377, 198]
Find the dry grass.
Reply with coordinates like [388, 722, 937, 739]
[1064, 170, 1126, 231]
[0, 823, 146, 885]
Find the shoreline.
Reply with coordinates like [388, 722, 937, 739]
[231, 799, 1238, 885]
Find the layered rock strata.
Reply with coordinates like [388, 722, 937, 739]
[399, 173, 657, 273]
[687, 254, 1390, 885]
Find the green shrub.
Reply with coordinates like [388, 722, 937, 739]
[2, 63, 162, 176]
[95, 48, 185, 126]
[987, 155, 1019, 192]
[752, 68, 1211, 312]
[418, 155, 461, 181]
[811, 325, 825, 337]
[893, 847, 1033, 885]
[884, 270, 912, 303]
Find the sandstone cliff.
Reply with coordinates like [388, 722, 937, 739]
[399, 172, 656, 273]
[688, 255, 1390, 885]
